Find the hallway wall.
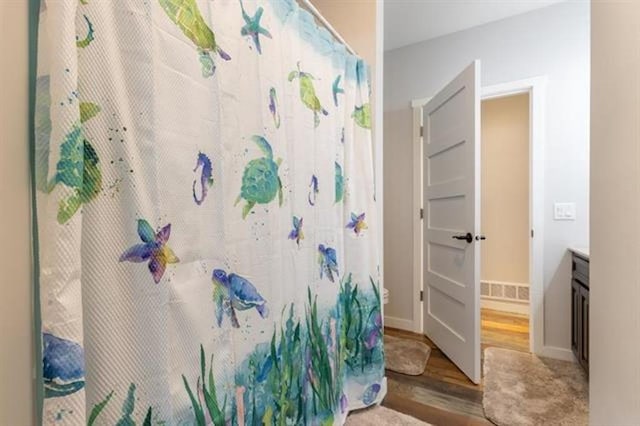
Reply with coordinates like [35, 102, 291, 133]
[481, 94, 530, 288]
[384, 2, 590, 356]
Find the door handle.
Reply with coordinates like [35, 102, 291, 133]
[475, 235, 486, 241]
[452, 232, 473, 243]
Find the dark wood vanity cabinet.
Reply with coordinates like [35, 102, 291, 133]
[571, 252, 589, 373]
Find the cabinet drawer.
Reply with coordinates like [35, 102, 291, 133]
[572, 255, 589, 287]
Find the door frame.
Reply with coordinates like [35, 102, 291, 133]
[410, 76, 547, 355]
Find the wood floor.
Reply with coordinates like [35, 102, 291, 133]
[382, 309, 529, 425]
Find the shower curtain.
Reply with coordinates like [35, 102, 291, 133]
[34, 0, 383, 424]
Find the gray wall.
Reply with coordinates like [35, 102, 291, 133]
[383, 1, 590, 352]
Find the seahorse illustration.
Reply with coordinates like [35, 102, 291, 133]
[192, 151, 213, 205]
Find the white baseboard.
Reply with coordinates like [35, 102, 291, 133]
[539, 345, 576, 362]
[384, 315, 414, 331]
[481, 298, 529, 316]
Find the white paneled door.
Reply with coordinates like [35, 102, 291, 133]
[422, 61, 481, 384]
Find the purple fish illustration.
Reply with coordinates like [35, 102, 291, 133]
[346, 212, 367, 235]
[362, 383, 381, 405]
[239, 0, 272, 54]
[211, 269, 269, 328]
[288, 216, 304, 246]
[318, 244, 339, 283]
[119, 219, 180, 284]
[308, 175, 319, 206]
[332, 75, 344, 107]
[192, 151, 213, 205]
[268, 87, 280, 128]
[42, 333, 85, 398]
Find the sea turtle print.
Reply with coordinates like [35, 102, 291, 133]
[288, 62, 328, 128]
[235, 136, 283, 219]
[158, 0, 231, 77]
[211, 269, 269, 328]
[352, 103, 371, 129]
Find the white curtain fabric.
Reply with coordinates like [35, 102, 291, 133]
[35, 0, 383, 425]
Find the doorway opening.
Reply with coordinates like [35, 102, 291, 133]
[410, 75, 546, 382]
[479, 93, 530, 354]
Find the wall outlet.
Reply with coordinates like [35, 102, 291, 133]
[554, 202, 576, 220]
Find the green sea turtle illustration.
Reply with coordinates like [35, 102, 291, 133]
[235, 136, 283, 219]
[288, 62, 328, 128]
[158, 0, 231, 77]
[35, 75, 103, 224]
[352, 103, 371, 129]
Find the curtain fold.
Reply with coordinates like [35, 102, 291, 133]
[35, 1, 383, 424]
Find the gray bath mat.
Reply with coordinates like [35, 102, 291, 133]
[483, 347, 588, 426]
[384, 334, 431, 376]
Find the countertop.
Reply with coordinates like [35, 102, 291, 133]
[569, 247, 589, 260]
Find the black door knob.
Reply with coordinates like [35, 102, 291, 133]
[452, 232, 473, 243]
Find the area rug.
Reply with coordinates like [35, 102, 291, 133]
[483, 347, 588, 426]
[346, 405, 432, 425]
[384, 335, 431, 375]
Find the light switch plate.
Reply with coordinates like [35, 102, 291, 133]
[554, 202, 576, 220]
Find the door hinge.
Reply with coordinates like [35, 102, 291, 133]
[420, 290, 424, 301]
[531, 229, 534, 238]
[420, 208, 424, 219]
[420, 126, 424, 137]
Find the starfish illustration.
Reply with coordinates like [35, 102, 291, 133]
[239, 0, 272, 54]
[119, 219, 179, 284]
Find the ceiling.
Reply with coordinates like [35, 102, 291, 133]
[384, 0, 567, 51]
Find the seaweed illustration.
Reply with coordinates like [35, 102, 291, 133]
[87, 383, 153, 426]
[306, 288, 343, 423]
[182, 345, 227, 426]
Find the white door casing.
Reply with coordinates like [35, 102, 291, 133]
[422, 60, 481, 384]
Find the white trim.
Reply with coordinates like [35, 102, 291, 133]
[481, 279, 529, 287]
[411, 76, 547, 356]
[411, 105, 426, 334]
[481, 299, 530, 316]
[540, 346, 576, 362]
[383, 315, 414, 331]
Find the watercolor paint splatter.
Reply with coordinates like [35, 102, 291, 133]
[335, 162, 344, 203]
[332, 75, 344, 107]
[268, 87, 280, 128]
[318, 244, 339, 283]
[288, 216, 304, 246]
[42, 333, 85, 398]
[239, 0, 272, 54]
[288, 62, 328, 127]
[211, 269, 269, 328]
[352, 103, 371, 129]
[192, 152, 213, 205]
[346, 212, 367, 235]
[308, 174, 319, 206]
[235, 136, 283, 219]
[119, 219, 180, 284]
[76, 15, 95, 48]
[158, 0, 231, 77]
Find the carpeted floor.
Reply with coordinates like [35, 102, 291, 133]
[384, 334, 431, 376]
[483, 347, 588, 426]
[346, 405, 432, 425]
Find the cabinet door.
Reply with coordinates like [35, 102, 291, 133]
[579, 285, 589, 372]
[571, 279, 581, 359]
